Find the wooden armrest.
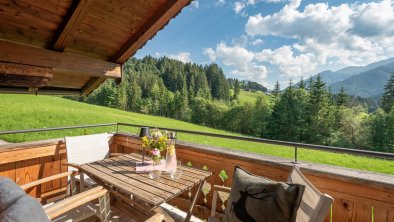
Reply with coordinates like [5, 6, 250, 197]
[21, 171, 74, 190]
[109, 153, 123, 157]
[62, 162, 81, 169]
[44, 186, 108, 220]
[211, 185, 231, 218]
[213, 185, 231, 193]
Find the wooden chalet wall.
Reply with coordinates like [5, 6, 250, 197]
[0, 133, 393, 221]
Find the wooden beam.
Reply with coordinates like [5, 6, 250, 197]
[112, 0, 191, 63]
[0, 62, 52, 77]
[0, 62, 53, 87]
[81, 77, 106, 96]
[52, 0, 94, 51]
[0, 40, 121, 78]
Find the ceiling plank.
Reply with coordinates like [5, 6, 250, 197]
[0, 40, 121, 78]
[52, 0, 94, 51]
[112, 0, 191, 63]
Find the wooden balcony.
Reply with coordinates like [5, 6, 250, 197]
[0, 132, 393, 221]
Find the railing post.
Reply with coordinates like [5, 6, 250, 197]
[294, 146, 298, 164]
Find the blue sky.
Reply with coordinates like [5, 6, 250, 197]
[136, 0, 394, 89]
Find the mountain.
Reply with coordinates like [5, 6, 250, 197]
[331, 61, 394, 98]
[300, 57, 394, 86]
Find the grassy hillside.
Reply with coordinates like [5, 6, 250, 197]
[0, 94, 393, 175]
[238, 90, 267, 103]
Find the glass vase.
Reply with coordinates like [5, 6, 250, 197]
[149, 156, 162, 179]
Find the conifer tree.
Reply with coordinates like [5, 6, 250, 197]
[233, 79, 241, 100]
[337, 87, 348, 107]
[381, 73, 394, 113]
[273, 81, 280, 98]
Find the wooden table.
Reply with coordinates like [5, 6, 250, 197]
[79, 153, 212, 222]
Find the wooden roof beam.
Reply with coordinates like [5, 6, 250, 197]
[52, 0, 94, 51]
[112, 0, 191, 64]
[0, 40, 121, 78]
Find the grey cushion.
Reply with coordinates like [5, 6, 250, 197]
[0, 177, 50, 222]
[222, 167, 305, 222]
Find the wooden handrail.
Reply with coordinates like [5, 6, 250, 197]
[21, 171, 75, 190]
[44, 186, 107, 219]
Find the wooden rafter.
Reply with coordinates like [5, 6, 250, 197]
[52, 0, 94, 51]
[81, 77, 106, 96]
[112, 0, 191, 63]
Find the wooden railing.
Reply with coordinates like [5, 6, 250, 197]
[0, 133, 394, 221]
[114, 133, 394, 221]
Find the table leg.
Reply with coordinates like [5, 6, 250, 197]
[185, 180, 204, 222]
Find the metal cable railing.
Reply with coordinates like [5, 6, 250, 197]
[0, 122, 393, 161]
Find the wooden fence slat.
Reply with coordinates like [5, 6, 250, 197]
[0, 162, 16, 181]
[39, 156, 55, 193]
[16, 158, 40, 196]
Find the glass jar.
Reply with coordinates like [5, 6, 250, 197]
[166, 132, 177, 172]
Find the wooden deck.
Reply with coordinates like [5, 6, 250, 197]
[0, 133, 394, 221]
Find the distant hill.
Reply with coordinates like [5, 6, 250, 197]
[303, 57, 394, 86]
[297, 57, 394, 98]
[331, 62, 394, 98]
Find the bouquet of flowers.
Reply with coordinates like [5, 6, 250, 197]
[141, 129, 168, 163]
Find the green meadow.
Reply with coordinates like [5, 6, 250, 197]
[0, 94, 392, 175]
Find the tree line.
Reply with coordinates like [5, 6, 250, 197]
[66, 56, 394, 153]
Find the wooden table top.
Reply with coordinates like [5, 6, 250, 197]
[80, 153, 212, 207]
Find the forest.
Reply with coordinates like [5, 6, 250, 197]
[67, 56, 394, 153]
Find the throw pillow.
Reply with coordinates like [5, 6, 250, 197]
[222, 166, 305, 222]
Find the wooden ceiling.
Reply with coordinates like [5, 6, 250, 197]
[0, 0, 191, 95]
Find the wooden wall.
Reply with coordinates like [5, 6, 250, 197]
[0, 139, 67, 202]
[1, 133, 393, 222]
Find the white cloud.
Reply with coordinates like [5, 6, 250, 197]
[191, 0, 199, 9]
[242, 0, 394, 77]
[216, 0, 225, 5]
[204, 42, 268, 83]
[168, 52, 192, 63]
[256, 45, 317, 77]
[156, 52, 193, 63]
[234, 2, 246, 15]
[250, 38, 263, 46]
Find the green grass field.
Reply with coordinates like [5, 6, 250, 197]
[0, 94, 393, 175]
[238, 90, 266, 104]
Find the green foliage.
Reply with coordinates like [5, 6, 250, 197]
[381, 73, 394, 113]
[62, 56, 394, 154]
[219, 170, 228, 182]
[1, 95, 394, 174]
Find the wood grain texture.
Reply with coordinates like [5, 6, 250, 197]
[112, 0, 192, 63]
[52, 0, 94, 51]
[81, 76, 107, 95]
[0, 162, 15, 180]
[0, 40, 121, 78]
[15, 158, 41, 196]
[0, 144, 65, 164]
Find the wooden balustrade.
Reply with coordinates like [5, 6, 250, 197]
[113, 133, 394, 221]
[1, 133, 393, 221]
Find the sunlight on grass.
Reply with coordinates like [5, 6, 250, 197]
[0, 94, 393, 175]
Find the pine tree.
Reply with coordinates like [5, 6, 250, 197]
[336, 87, 348, 107]
[273, 81, 280, 98]
[233, 79, 241, 100]
[381, 73, 394, 113]
[299, 77, 305, 89]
